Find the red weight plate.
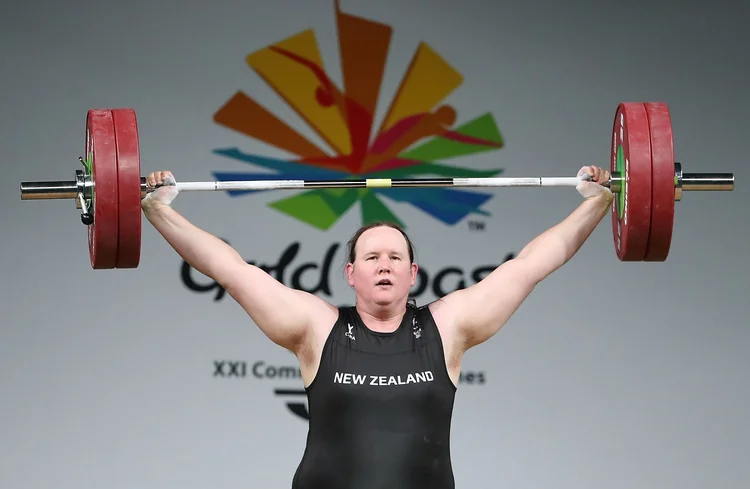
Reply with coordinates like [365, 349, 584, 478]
[86, 109, 119, 269]
[643, 102, 675, 261]
[610, 102, 652, 261]
[111, 108, 142, 268]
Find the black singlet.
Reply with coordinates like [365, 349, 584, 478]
[291, 304, 458, 489]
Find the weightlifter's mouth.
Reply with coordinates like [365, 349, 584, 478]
[375, 278, 393, 288]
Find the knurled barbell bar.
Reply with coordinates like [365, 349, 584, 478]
[19, 102, 734, 269]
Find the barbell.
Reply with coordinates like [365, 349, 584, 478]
[19, 102, 734, 269]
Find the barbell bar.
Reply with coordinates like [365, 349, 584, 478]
[18, 103, 734, 269]
[20, 169, 734, 197]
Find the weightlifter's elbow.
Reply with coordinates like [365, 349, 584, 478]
[210, 257, 257, 291]
[515, 239, 570, 282]
[515, 257, 568, 289]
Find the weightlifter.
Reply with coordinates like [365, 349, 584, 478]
[140, 164, 612, 489]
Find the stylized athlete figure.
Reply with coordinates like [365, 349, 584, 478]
[268, 45, 502, 174]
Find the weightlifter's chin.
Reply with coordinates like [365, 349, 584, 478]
[370, 288, 405, 307]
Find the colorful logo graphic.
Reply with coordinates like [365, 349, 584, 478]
[212, 1, 505, 230]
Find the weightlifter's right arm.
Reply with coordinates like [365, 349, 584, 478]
[141, 171, 336, 352]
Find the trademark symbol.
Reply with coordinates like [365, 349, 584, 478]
[468, 220, 486, 231]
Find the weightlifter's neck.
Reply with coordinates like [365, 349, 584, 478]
[355, 301, 407, 334]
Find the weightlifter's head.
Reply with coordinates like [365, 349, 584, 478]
[345, 221, 418, 308]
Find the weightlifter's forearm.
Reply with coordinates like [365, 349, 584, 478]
[517, 195, 612, 266]
[143, 204, 245, 279]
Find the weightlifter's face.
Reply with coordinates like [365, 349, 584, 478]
[346, 226, 418, 306]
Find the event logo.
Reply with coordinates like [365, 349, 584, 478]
[210, 0, 505, 230]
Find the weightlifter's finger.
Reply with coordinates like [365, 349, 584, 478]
[586, 166, 607, 186]
[578, 165, 594, 181]
[589, 166, 602, 184]
[596, 166, 605, 182]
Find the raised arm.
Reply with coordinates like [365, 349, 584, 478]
[141, 171, 337, 352]
[431, 165, 613, 350]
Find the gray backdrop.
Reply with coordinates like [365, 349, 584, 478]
[2, 0, 748, 488]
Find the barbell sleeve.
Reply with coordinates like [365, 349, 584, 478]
[678, 173, 735, 191]
[20, 181, 80, 200]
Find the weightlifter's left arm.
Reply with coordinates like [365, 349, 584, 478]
[512, 165, 613, 270]
[430, 165, 613, 350]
